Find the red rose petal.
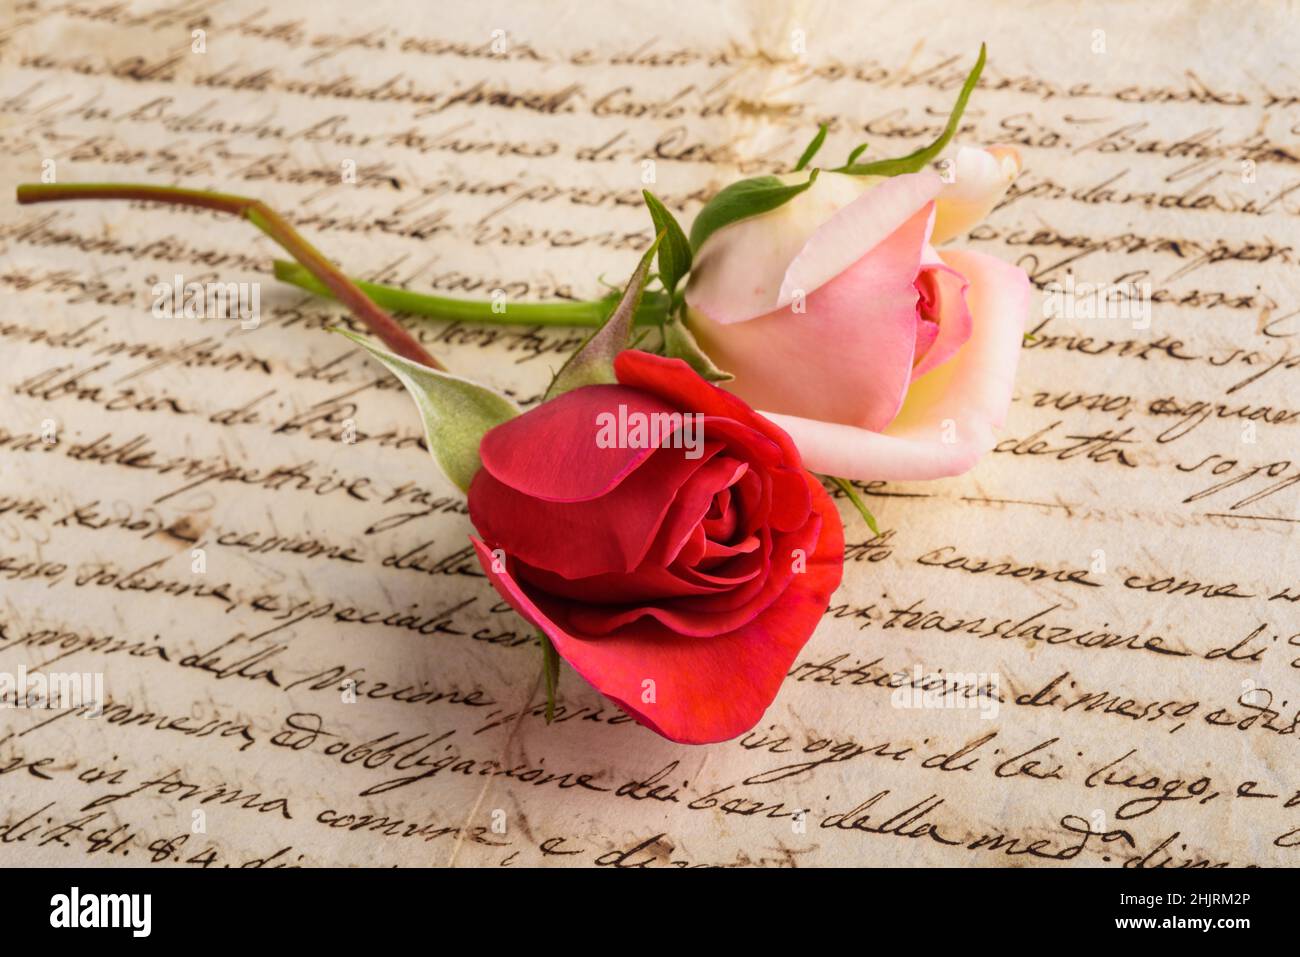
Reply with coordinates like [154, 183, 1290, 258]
[614, 352, 804, 465]
[647, 455, 749, 567]
[469, 472, 843, 744]
[478, 384, 678, 503]
[469, 442, 723, 580]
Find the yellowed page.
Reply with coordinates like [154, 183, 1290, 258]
[0, 0, 1296, 866]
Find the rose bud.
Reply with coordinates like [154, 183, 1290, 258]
[467, 350, 844, 745]
[685, 145, 1030, 481]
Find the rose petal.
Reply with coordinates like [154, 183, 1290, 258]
[468, 471, 843, 744]
[684, 171, 879, 326]
[647, 456, 750, 567]
[468, 442, 722, 579]
[478, 384, 677, 503]
[776, 170, 941, 309]
[912, 316, 940, 368]
[761, 248, 1030, 480]
[614, 352, 802, 466]
[687, 203, 935, 432]
[910, 256, 972, 380]
[513, 550, 757, 605]
[930, 145, 1020, 245]
[562, 522, 774, 636]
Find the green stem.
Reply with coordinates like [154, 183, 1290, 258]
[829, 476, 881, 536]
[540, 632, 560, 724]
[15, 182, 444, 370]
[273, 259, 669, 329]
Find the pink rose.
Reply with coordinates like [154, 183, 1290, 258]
[685, 146, 1030, 480]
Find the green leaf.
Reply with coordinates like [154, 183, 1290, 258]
[663, 318, 732, 382]
[545, 231, 664, 399]
[829, 476, 881, 536]
[794, 123, 828, 171]
[838, 43, 985, 177]
[336, 329, 519, 492]
[642, 190, 691, 295]
[540, 632, 560, 723]
[844, 142, 868, 166]
[689, 168, 820, 252]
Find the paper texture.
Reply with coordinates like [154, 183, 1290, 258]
[1, 0, 1297, 867]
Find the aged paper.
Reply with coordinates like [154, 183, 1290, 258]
[1, 0, 1297, 867]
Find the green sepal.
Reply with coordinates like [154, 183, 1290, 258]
[829, 476, 881, 536]
[688, 168, 820, 253]
[642, 190, 691, 295]
[336, 329, 519, 492]
[544, 231, 664, 399]
[663, 318, 732, 382]
[794, 123, 829, 171]
[837, 43, 985, 177]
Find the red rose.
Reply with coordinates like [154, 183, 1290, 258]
[468, 350, 843, 744]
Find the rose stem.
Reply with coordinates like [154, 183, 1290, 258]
[15, 182, 444, 370]
[271, 259, 669, 329]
